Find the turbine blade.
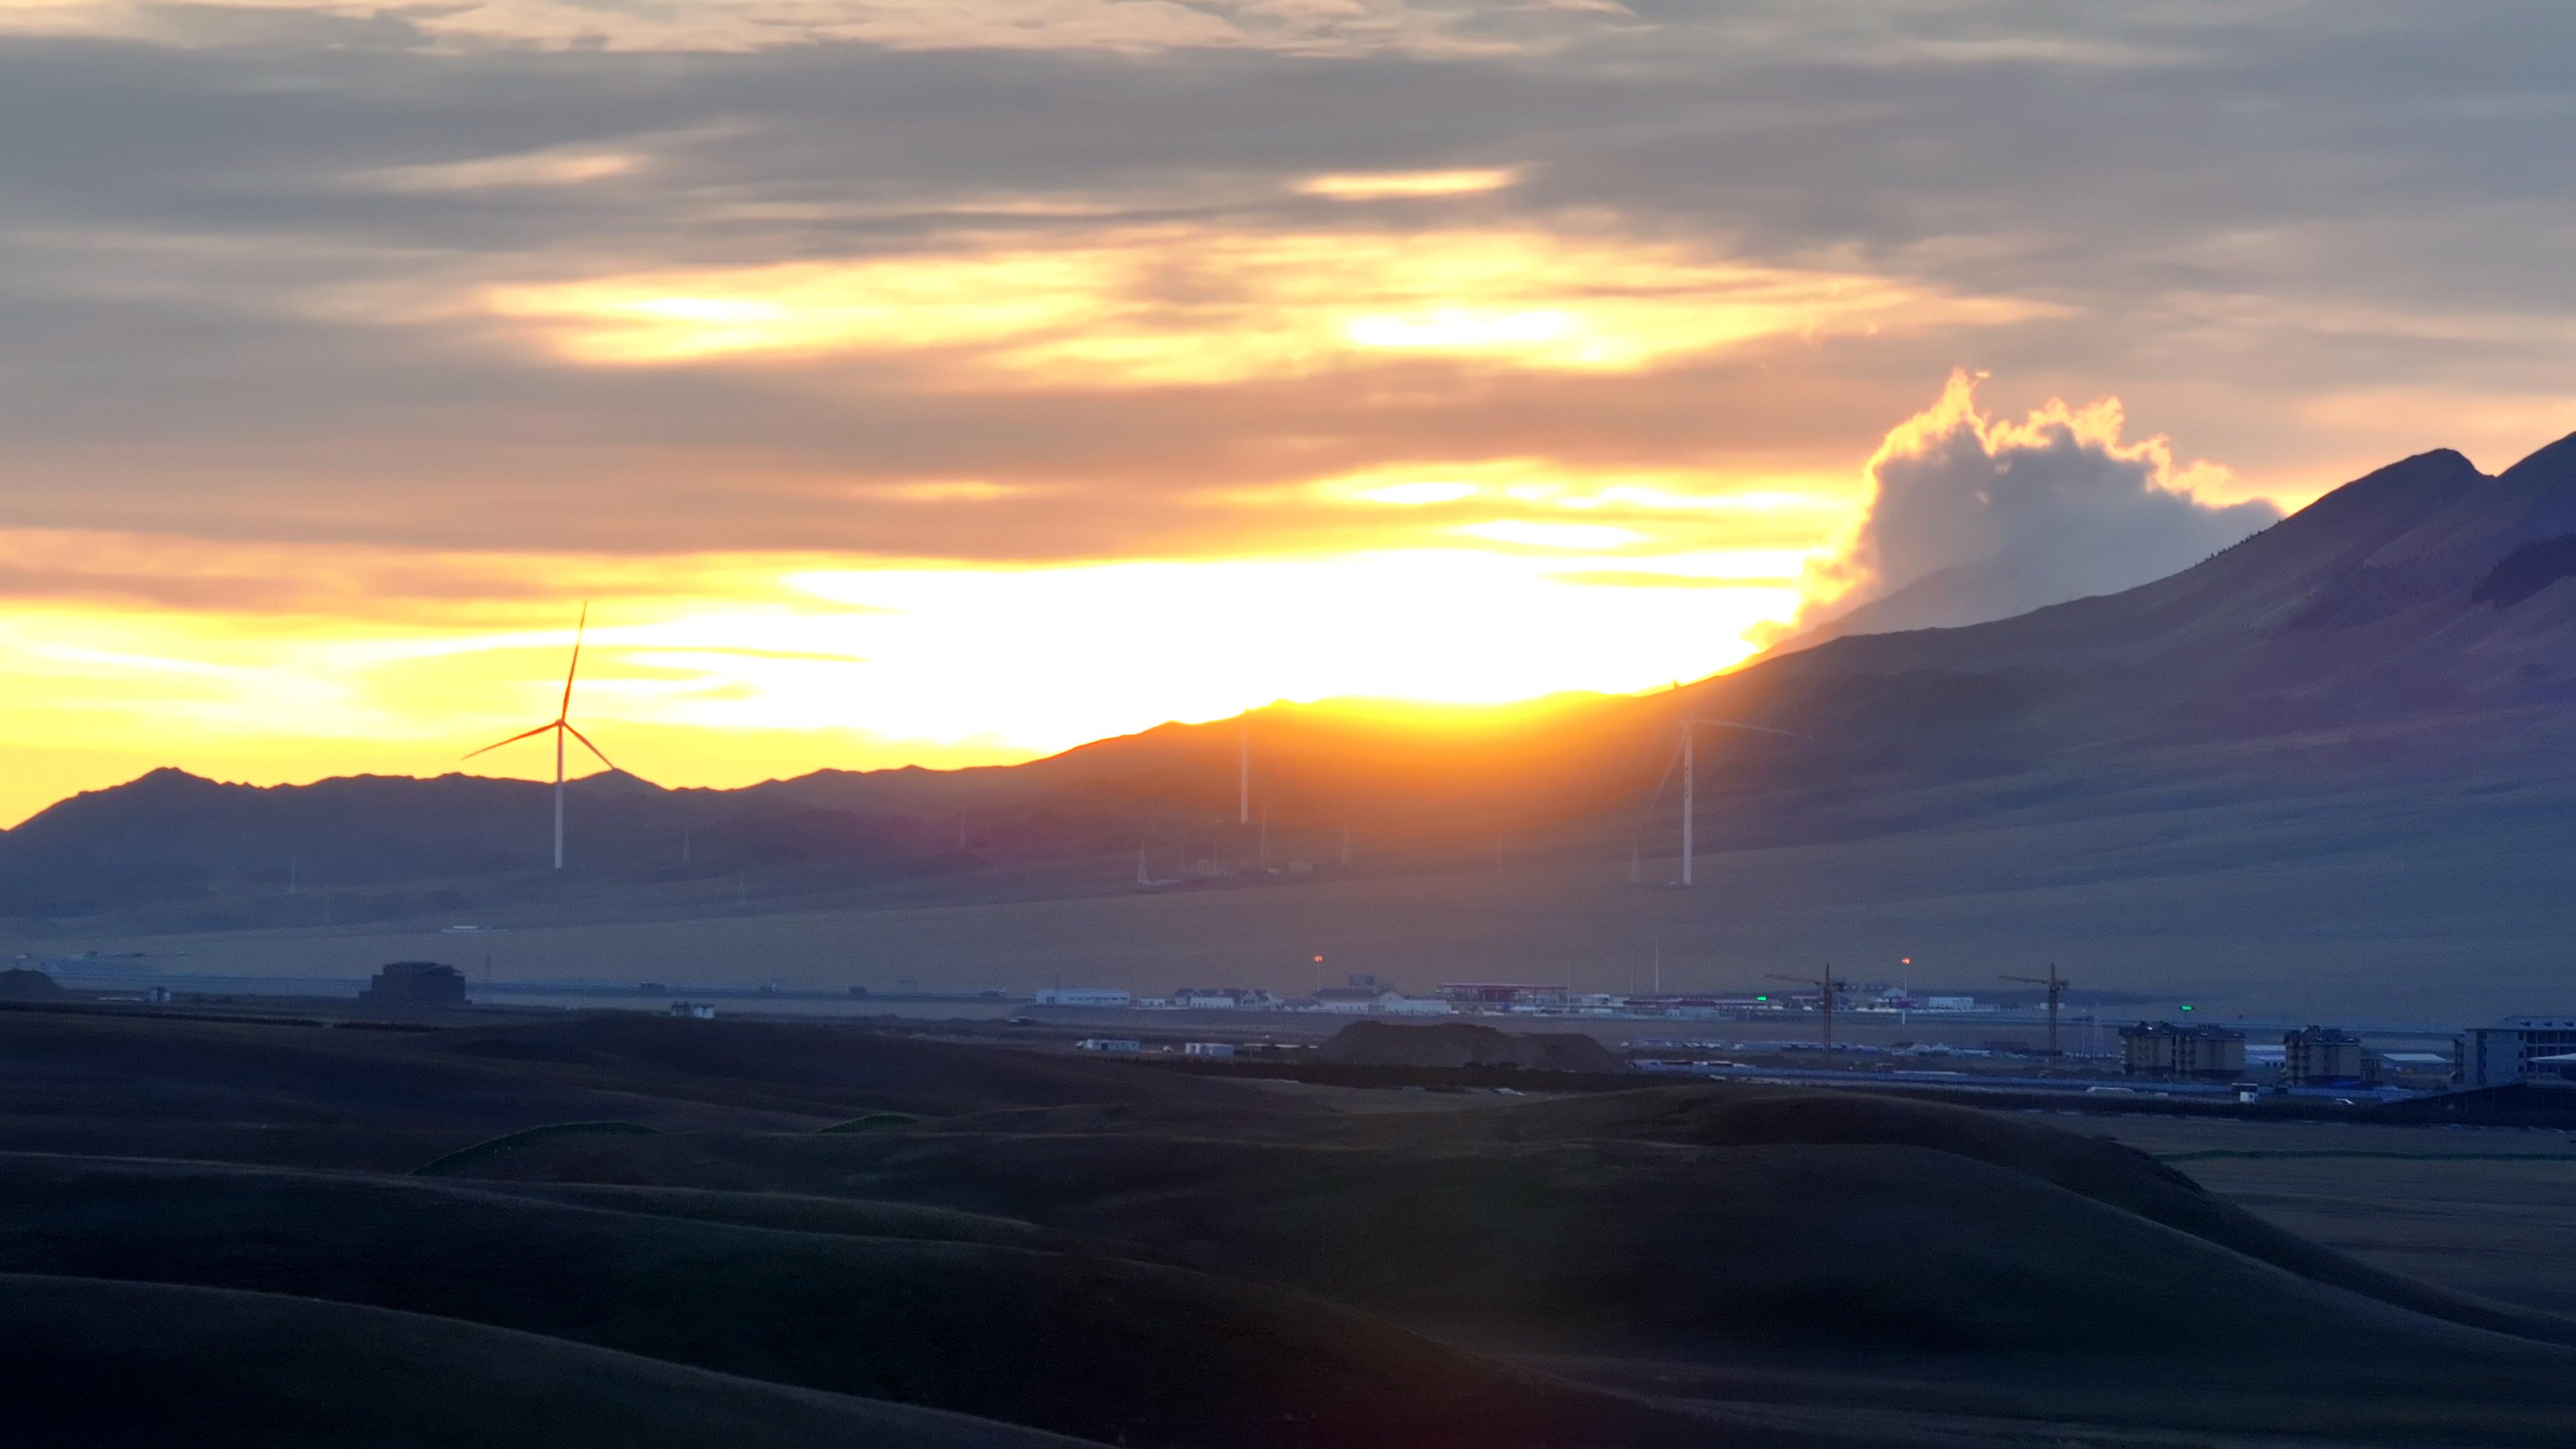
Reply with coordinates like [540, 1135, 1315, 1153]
[462, 721, 557, 761]
[1638, 739, 1682, 831]
[564, 722, 618, 774]
[559, 601, 588, 721]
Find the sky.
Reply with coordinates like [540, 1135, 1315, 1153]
[3, 1, 2573, 826]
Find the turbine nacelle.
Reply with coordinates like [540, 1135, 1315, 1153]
[462, 603, 613, 870]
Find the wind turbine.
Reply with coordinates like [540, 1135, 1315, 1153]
[464, 604, 617, 871]
[1637, 684, 1801, 885]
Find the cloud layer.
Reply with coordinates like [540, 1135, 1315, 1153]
[2, 1, 2573, 820]
[1793, 373, 2281, 638]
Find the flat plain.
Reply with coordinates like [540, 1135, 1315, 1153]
[2102, 1115, 2576, 1316]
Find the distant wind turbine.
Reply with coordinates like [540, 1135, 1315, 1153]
[1637, 683, 1802, 886]
[464, 604, 617, 871]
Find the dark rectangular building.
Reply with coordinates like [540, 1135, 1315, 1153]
[360, 961, 466, 1008]
[2120, 1020, 2247, 1079]
[2284, 1026, 2375, 1087]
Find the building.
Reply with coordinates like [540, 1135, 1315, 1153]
[1075, 1037, 1142, 1053]
[2119, 1020, 2247, 1079]
[2374, 1051, 2454, 1091]
[1173, 987, 1281, 1010]
[1311, 986, 1391, 1014]
[1436, 983, 1571, 1010]
[1182, 1041, 1237, 1058]
[2284, 1026, 2376, 1087]
[2526, 1052, 2576, 1085]
[1033, 986, 1133, 1008]
[358, 961, 466, 1008]
[668, 1001, 716, 1020]
[1309, 986, 1450, 1016]
[2458, 1016, 2576, 1087]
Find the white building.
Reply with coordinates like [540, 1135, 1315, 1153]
[1183, 1041, 1237, 1058]
[1034, 987, 1134, 1008]
[1075, 1037, 1142, 1053]
[1311, 986, 1391, 1014]
[1380, 994, 1451, 1016]
[1309, 986, 1451, 1016]
[2459, 1016, 2576, 1087]
[1174, 987, 1281, 1010]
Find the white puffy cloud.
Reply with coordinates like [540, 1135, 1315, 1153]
[1791, 371, 2280, 638]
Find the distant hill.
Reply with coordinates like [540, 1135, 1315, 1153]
[0, 767, 975, 922]
[11, 431, 2576, 952]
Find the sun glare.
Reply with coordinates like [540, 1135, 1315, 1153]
[0, 532, 1815, 825]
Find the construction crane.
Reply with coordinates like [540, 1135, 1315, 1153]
[2001, 965, 2069, 1057]
[1768, 966, 1839, 1056]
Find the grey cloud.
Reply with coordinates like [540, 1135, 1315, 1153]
[1793, 374, 2279, 639]
[0, 3, 2572, 571]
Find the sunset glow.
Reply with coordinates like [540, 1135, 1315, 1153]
[0, 538, 1809, 825]
[480, 227, 2046, 380]
[5, 1, 2553, 832]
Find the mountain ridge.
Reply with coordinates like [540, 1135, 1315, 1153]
[11, 430, 2576, 942]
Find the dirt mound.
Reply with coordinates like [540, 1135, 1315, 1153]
[0, 1272, 1096, 1449]
[0, 969, 65, 1000]
[1316, 1020, 1626, 1073]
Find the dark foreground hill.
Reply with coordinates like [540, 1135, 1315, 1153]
[0, 1273, 1095, 1449]
[9, 1008, 2576, 1446]
[0, 1156, 1737, 1449]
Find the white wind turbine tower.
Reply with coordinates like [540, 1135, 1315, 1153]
[1636, 683, 1801, 886]
[464, 604, 618, 870]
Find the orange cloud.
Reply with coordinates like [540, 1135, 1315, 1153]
[1294, 168, 1521, 200]
[480, 225, 2051, 385]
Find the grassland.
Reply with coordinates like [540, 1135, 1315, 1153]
[2103, 1115, 2576, 1317]
[10, 1004, 2576, 1446]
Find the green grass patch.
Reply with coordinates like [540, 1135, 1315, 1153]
[815, 1112, 922, 1134]
[411, 1121, 659, 1176]
[2157, 1148, 2576, 1165]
